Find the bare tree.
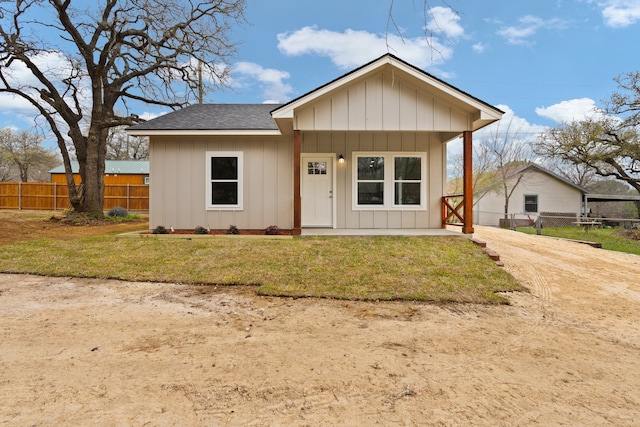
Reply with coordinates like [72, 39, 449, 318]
[0, 127, 58, 182]
[536, 159, 596, 189]
[1, 0, 245, 215]
[106, 127, 148, 160]
[473, 119, 533, 222]
[0, 132, 13, 181]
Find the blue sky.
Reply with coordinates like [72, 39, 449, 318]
[2, 0, 640, 141]
[217, 0, 640, 138]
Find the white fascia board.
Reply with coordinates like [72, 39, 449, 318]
[472, 110, 504, 131]
[396, 62, 503, 118]
[125, 129, 282, 137]
[272, 55, 503, 123]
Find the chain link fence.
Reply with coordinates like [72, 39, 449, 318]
[488, 212, 640, 255]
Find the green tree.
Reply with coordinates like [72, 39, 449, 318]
[1, 0, 245, 215]
[536, 72, 640, 216]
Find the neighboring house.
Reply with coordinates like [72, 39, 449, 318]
[126, 54, 503, 234]
[475, 163, 588, 226]
[50, 160, 149, 185]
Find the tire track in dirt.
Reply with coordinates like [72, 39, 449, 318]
[474, 226, 640, 350]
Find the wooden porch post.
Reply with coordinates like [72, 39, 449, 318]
[293, 130, 302, 235]
[462, 130, 474, 234]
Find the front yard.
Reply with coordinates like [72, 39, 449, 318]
[0, 229, 521, 304]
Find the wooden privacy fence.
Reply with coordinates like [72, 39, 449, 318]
[0, 182, 149, 211]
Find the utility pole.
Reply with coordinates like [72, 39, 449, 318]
[198, 62, 204, 104]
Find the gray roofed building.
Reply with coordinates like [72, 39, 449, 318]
[124, 54, 505, 234]
[49, 160, 149, 175]
[127, 104, 282, 132]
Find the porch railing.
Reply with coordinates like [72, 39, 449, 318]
[442, 194, 464, 228]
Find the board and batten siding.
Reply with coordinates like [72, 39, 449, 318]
[302, 131, 446, 229]
[295, 67, 472, 132]
[149, 135, 293, 230]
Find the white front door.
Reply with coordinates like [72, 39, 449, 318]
[302, 155, 334, 227]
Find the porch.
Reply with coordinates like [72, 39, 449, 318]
[301, 227, 466, 236]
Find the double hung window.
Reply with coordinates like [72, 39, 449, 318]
[206, 152, 243, 210]
[353, 152, 426, 210]
[524, 194, 538, 213]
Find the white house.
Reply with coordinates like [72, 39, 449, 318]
[475, 163, 588, 227]
[127, 54, 503, 234]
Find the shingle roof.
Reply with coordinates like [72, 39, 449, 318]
[49, 160, 149, 174]
[127, 104, 282, 131]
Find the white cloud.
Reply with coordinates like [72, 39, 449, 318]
[426, 6, 465, 39]
[472, 42, 487, 53]
[599, 0, 640, 28]
[447, 104, 547, 170]
[0, 93, 37, 115]
[0, 50, 91, 130]
[232, 62, 294, 103]
[497, 15, 544, 45]
[138, 111, 165, 121]
[497, 15, 570, 45]
[277, 26, 454, 70]
[475, 104, 548, 142]
[0, 51, 81, 116]
[535, 98, 603, 123]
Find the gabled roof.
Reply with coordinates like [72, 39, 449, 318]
[50, 160, 149, 174]
[271, 53, 504, 131]
[126, 53, 503, 136]
[127, 104, 282, 136]
[509, 163, 589, 194]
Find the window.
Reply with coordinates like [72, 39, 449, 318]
[206, 152, 243, 210]
[524, 194, 538, 213]
[308, 161, 327, 175]
[357, 156, 384, 205]
[394, 157, 422, 205]
[353, 152, 426, 210]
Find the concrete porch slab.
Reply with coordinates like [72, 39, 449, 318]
[301, 228, 467, 237]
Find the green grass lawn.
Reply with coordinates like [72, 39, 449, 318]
[517, 226, 640, 255]
[0, 235, 523, 304]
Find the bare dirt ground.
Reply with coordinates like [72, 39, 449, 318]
[0, 210, 148, 245]
[1, 212, 640, 426]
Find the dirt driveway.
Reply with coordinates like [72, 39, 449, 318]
[1, 221, 640, 426]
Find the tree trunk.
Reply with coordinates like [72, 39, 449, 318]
[70, 126, 107, 216]
[18, 165, 28, 182]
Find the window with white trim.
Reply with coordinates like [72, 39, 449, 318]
[353, 152, 426, 210]
[524, 194, 538, 213]
[206, 152, 243, 210]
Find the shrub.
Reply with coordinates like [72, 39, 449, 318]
[107, 206, 128, 218]
[194, 226, 209, 235]
[226, 225, 239, 235]
[153, 225, 169, 234]
[265, 225, 280, 235]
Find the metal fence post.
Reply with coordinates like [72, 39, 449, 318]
[536, 215, 542, 235]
